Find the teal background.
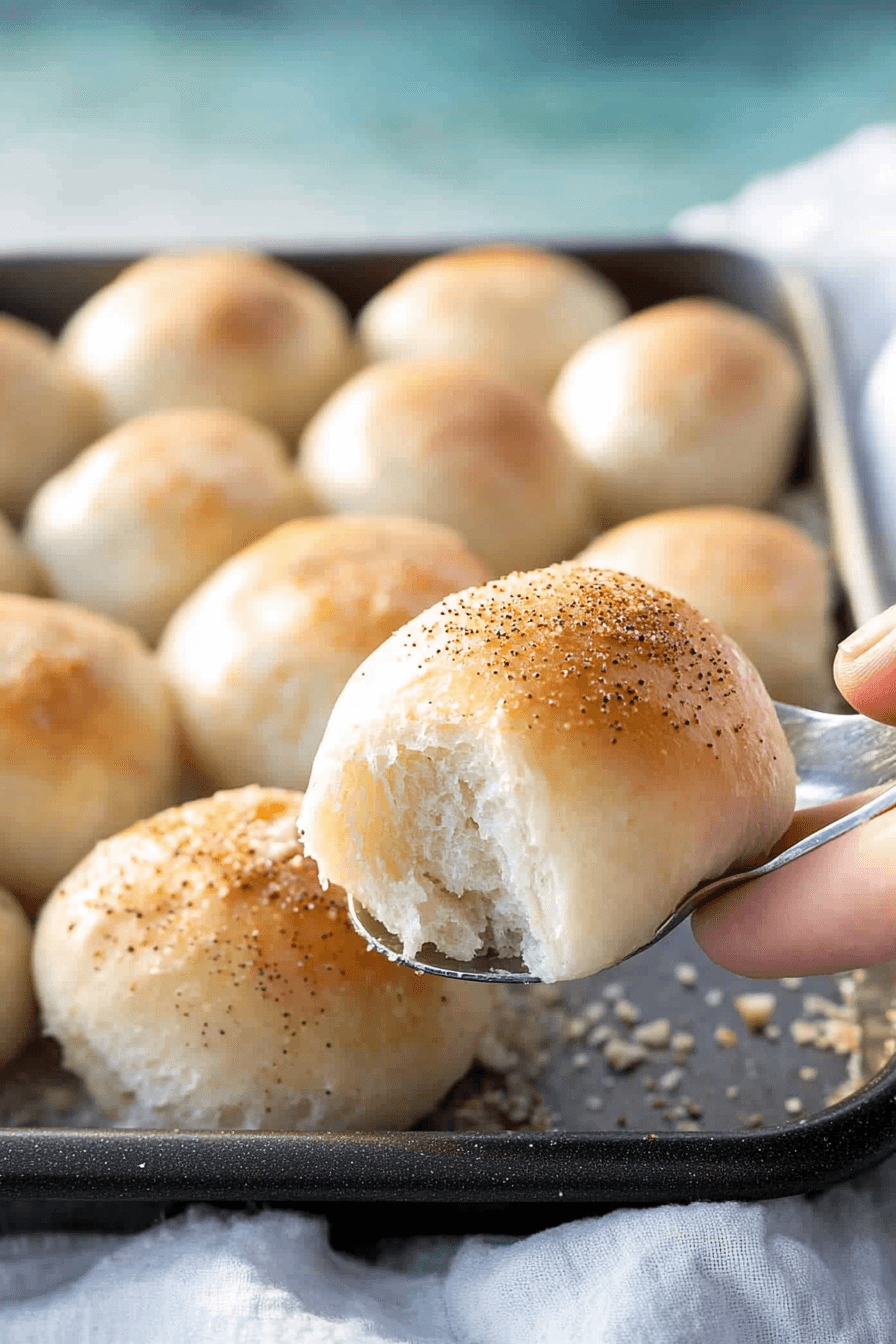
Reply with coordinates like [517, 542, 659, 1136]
[0, 2, 893, 247]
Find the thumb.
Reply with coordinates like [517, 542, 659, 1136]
[834, 604, 896, 724]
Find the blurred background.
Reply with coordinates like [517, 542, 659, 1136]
[1, 0, 894, 250]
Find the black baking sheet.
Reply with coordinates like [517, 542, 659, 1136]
[1, 239, 894, 1221]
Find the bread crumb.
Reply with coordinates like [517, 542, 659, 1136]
[658, 1067, 684, 1091]
[714, 1026, 738, 1048]
[815, 1019, 862, 1055]
[571, 1051, 591, 1070]
[586, 1023, 617, 1049]
[743, 1113, 764, 1129]
[602, 981, 626, 1001]
[676, 1119, 702, 1132]
[733, 992, 777, 1032]
[674, 963, 698, 987]
[604, 1039, 648, 1072]
[614, 999, 642, 1026]
[584, 1095, 603, 1112]
[582, 1001, 606, 1025]
[803, 993, 855, 1022]
[704, 988, 724, 1007]
[563, 1016, 588, 1041]
[632, 1018, 671, 1049]
[670, 1031, 695, 1055]
[780, 977, 804, 990]
[725, 1084, 740, 1099]
[798, 1065, 818, 1081]
[790, 1019, 818, 1046]
[475, 1035, 520, 1073]
[763, 1023, 782, 1040]
[784, 1097, 803, 1115]
[837, 976, 857, 1004]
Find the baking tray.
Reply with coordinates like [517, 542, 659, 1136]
[0, 239, 894, 1236]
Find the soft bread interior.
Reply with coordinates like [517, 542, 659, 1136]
[347, 735, 546, 969]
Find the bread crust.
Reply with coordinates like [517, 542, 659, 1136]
[24, 407, 318, 643]
[575, 506, 834, 706]
[58, 250, 357, 440]
[300, 564, 796, 981]
[299, 357, 596, 575]
[357, 243, 628, 394]
[0, 314, 105, 519]
[157, 515, 489, 792]
[32, 786, 495, 1130]
[549, 298, 807, 523]
[0, 594, 177, 911]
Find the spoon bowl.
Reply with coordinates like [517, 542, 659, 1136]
[346, 702, 896, 983]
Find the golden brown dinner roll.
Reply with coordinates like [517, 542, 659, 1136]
[298, 358, 596, 575]
[0, 314, 105, 519]
[574, 507, 836, 707]
[158, 515, 489, 793]
[0, 595, 178, 914]
[549, 298, 807, 524]
[357, 243, 628, 395]
[58, 250, 357, 440]
[0, 887, 34, 1069]
[32, 786, 495, 1130]
[300, 564, 796, 983]
[0, 512, 43, 595]
[24, 408, 320, 645]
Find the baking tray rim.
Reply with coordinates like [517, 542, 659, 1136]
[0, 236, 891, 1207]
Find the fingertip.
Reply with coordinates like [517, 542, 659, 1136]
[692, 812, 896, 979]
[834, 606, 896, 724]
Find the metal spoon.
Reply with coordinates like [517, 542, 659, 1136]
[346, 702, 896, 983]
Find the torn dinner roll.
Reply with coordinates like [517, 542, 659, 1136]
[0, 595, 178, 914]
[32, 786, 495, 1131]
[0, 887, 34, 1069]
[0, 314, 105, 519]
[24, 408, 319, 645]
[549, 297, 807, 524]
[357, 243, 628, 395]
[157, 515, 489, 793]
[298, 358, 596, 576]
[300, 564, 797, 983]
[574, 507, 835, 707]
[58, 250, 357, 440]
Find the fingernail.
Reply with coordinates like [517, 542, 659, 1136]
[838, 605, 896, 661]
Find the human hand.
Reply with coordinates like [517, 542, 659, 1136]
[692, 605, 896, 977]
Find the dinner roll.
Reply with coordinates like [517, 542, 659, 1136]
[58, 250, 357, 440]
[357, 243, 628, 395]
[0, 513, 43, 595]
[549, 298, 807, 524]
[0, 887, 34, 1069]
[0, 595, 178, 914]
[33, 786, 495, 1130]
[24, 408, 320, 645]
[300, 564, 796, 983]
[574, 507, 836, 707]
[0, 314, 105, 519]
[158, 515, 489, 793]
[298, 358, 596, 575]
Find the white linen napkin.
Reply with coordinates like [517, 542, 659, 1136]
[6, 124, 896, 1344]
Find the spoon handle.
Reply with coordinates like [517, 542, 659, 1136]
[636, 779, 896, 958]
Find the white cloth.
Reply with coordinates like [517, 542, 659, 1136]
[7, 125, 896, 1344]
[2, 1164, 896, 1343]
